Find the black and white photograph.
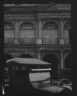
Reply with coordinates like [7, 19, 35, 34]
[3, 3, 72, 96]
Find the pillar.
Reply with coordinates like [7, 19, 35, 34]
[60, 51, 64, 69]
[38, 20, 42, 39]
[36, 19, 42, 44]
[14, 21, 19, 44]
[38, 51, 41, 59]
[59, 20, 64, 44]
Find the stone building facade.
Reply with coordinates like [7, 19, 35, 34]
[4, 4, 71, 79]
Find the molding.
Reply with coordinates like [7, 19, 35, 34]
[4, 44, 71, 52]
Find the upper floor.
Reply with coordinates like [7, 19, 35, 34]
[4, 4, 71, 46]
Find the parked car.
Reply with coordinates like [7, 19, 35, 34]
[3, 58, 52, 95]
[3, 58, 72, 95]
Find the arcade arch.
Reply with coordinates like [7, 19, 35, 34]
[42, 54, 58, 79]
[19, 22, 35, 44]
[65, 54, 72, 69]
[5, 53, 13, 61]
[42, 22, 58, 44]
[4, 22, 15, 44]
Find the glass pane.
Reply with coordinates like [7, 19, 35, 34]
[4, 30, 14, 37]
[20, 30, 35, 38]
[42, 30, 58, 44]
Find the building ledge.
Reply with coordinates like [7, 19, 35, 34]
[4, 44, 71, 51]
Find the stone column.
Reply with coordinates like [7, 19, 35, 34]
[14, 21, 19, 44]
[36, 19, 42, 44]
[38, 20, 42, 39]
[60, 51, 64, 69]
[59, 20, 64, 44]
[38, 51, 41, 59]
[35, 18, 38, 44]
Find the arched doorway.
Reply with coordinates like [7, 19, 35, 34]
[42, 54, 58, 80]
[20, 54, 33, 58]
[65, 54, 72, 69]
[5, 54, 12, 61]
[64, 54, 72, 80]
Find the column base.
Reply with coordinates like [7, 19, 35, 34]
[14, 39, 19, 44]
[59, 39, 64, 44]
[36, 39, 42, 44]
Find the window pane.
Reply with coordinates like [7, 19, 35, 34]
[42, 30, 58, 44]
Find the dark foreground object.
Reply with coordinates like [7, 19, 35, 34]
[4, 85, 72, 96]
[4, 86, 54, 96]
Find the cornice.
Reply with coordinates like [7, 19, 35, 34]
[4, 13, 71, 21]
[4, 4, 71, 14]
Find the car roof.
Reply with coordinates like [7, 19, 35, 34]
[6, 58, 51, 65]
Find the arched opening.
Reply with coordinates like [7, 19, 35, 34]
[64, 22, 71, 44]
[4, 54, 13, 71]
[4, 22, 14, 44]
[64, 54, 72, 80]
[5, 54, 12, 61]
[20, 54, 33, 58]
[42, 54, 58, 80]
[19, 22, 35, 44]
[42, 22, 58, 44]
[65, 54, 72, 69]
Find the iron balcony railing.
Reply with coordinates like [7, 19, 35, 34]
[4, 37, 14, 44]
[42, 38, 58, 44]
[4, 37, 71, 45]
[18, 38, 35, 44]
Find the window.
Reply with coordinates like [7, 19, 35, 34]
[19, 22, 35, 44]
[4, 22, 14, 44]
[42, 22, 58, 44]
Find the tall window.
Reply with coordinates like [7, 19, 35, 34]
[19, 22, 35, 44]
[42, 22, 58, 44]
[4, 22, 14, 44]
[64, 22, 71, 44]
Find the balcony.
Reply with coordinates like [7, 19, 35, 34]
[42, 38, 58, 44]
[59, 38, 71, 45]
[18, 38, 35, 45]
[36, 38, 71, 51]
[4, 37, 14, 44]
[4, 37, 71, 51]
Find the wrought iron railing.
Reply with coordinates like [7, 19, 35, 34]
[4, 37, 14, 44]
[4, 37, 71, 45]
[42, 38, 58, 44]
[61, 38, 71, 44]
[18, 38, 35, 44]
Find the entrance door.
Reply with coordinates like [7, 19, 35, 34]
[65, 54, 71, 69]
[65, 54, 72, 80]
[43, 54, 58, 80]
